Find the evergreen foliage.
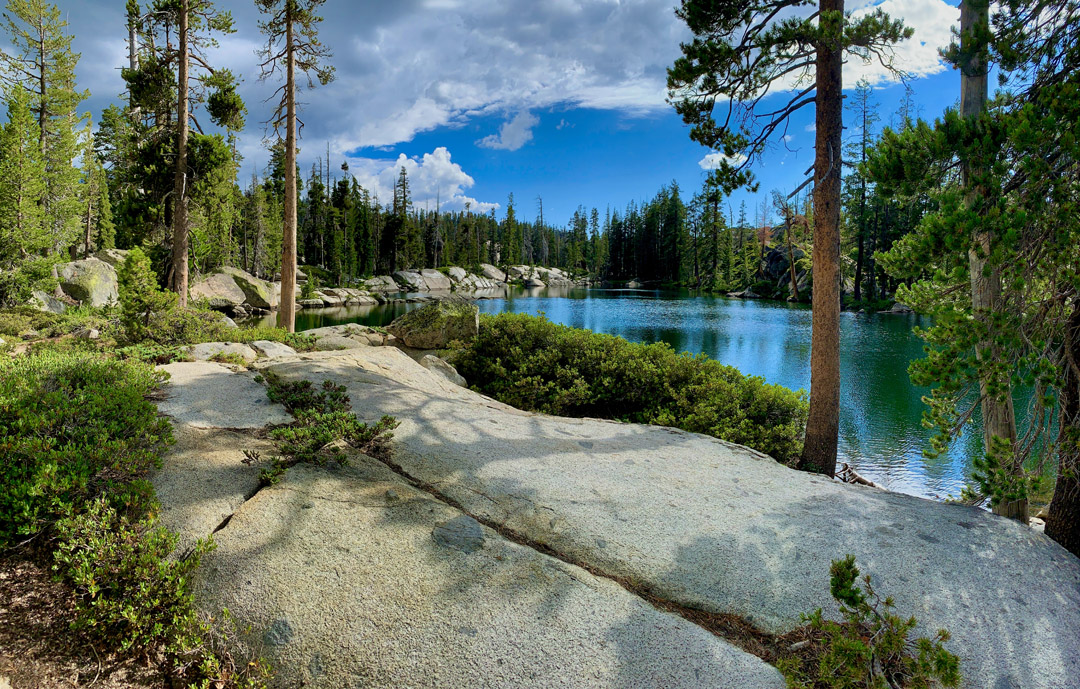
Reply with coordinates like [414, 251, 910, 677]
[453, 312, 809, 464]
[779, 555, 961, 688]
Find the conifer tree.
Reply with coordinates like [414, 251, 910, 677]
[257, 0, 334, 332]
[1, 0, 86, 254]
[0, 86, 46, 265]
[163, 0, 244, 305]
[667, 0, 911, 476]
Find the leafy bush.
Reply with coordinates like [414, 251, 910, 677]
[452, 313, 808, 463]
[0, 305, 119, 340]
[778, 556, 960, 689]
[260, 375, 399, 483]
[2, 346, 269, 686]
[52, 497, 211, 654]
[0, 306, 56, 337]
[0, 255, 61, 307]
[0, 351, 172, 544]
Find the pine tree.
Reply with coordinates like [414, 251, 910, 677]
[0, 87, 47, 265]
[668, 0, 911, 477]
[257, 0, 334, 332]
[1, 0, 87, 255]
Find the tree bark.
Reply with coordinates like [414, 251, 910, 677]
[1046, 302, 1080, 557]
[277, 12, 298, 332]
[38, 25, 46, 155]
[797, 0, 843, 477]
[960, 0, 1024, 521]
[170, 0, 190, 307]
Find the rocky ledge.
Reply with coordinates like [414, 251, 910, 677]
[150, 346, 1080, 689]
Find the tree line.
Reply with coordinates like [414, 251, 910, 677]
[0, 0, 921, 320]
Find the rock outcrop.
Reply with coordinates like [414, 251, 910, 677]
[364, 275, 400, 293]
[880, 302, 915, 315]
[190, 272, 248, 308]
[184, 342, 259, 364]
[155, 361, 292, 429]
[92, 248, 130, 267]
[222, 267, 278, 309]
[153, 359, 783, 689]
[420, 354, 466, 387]
[57, 258, 118, 306]
[479, 263, 506, 282]
[420, 268, 453, 291]
[30, 290, 66, 314]
[249, 340, 297, 358]
[252, 348, 1080, 689]
[304, 324, 387, 347]
[386, 301, 479, 349]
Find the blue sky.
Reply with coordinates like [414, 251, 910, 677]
[56, 0, 963, 228]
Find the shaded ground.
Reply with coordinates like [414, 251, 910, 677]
[0, 552, 160, 689]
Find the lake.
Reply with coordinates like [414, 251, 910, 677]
[247, 285, 986, 500]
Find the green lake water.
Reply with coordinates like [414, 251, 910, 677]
[249, 285, 988, 500]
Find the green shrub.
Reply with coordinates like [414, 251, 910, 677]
[0, 351, 173, 544]
[260, 375, 399, 483]
[300, 273, 320, 300]
[452, 313, 808, 463]
[0, 255, 61, 307]
[0, 305, 119, 340]
[52, 497, 212, 654]
[0, 306, 62, 337]
[117, 247, 179, 342]
[778, 556, 960, 689]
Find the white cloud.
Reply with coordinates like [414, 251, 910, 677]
[845, 0, 957, 85]
[698, 152, 748, 170]
[476, 111, 539, 151]
[783, 134, 795, 143]
[291, 0, 691, 150]
[348, 147, 499, 214]
[64, 0, 959, 189]
[805, 122, 817, 133]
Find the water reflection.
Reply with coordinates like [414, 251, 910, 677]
[244, 287, 982, 499]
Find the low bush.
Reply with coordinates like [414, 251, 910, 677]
[779, 555, 961, 688]
[0, 305, 119, 340]
[0, 351, 172, 544]
[452, 313, 808, 463]
[0, 348, 270, 686]
[52, 497, 212, 654]
[260, 375, 399, 484]
[0, 255, 61, 307]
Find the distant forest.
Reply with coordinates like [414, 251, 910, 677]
[0, 0, 921, 304]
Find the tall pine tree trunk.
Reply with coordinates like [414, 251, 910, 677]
[1046, 301, 1080, 556]
[960, 0, 1024, 521]
[170, 0, 190, 307]
[797, 0, 843, 477]
[278, 13, 298, 332]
